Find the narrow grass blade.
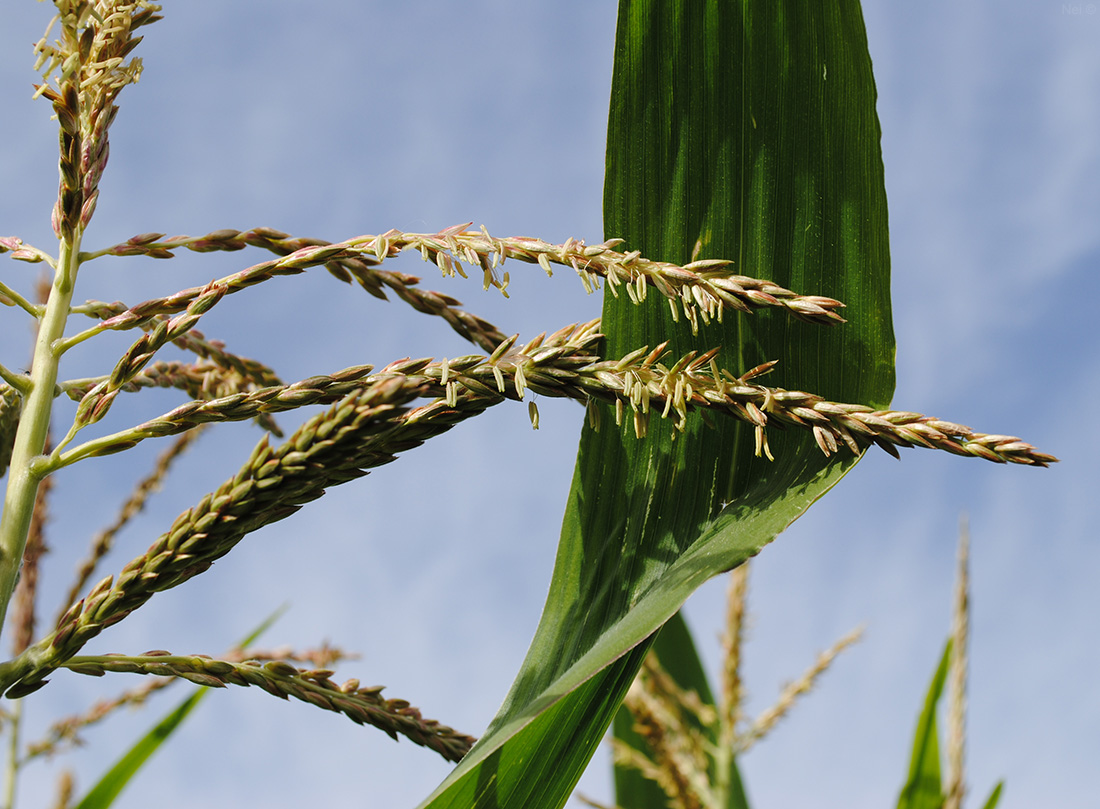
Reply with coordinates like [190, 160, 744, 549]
[72, 689, 204, 809]
[422, 2, 893, 807]
[980, 781, 1004, 809]
[71, 606, 287, 809]
[896, 640, 950, 809]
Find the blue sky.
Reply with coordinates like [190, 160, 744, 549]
[0, 2, 1096, 808]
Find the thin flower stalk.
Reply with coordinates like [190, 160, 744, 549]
[57, 652, 475, 763]
[74, 225, 845, 344]
[0, 279, 43, 321]
[23, 675, 173, 761]
[23, 641, 355, 761]
[2, 701, 17, 809]
[65, 362, 257, 402]
[719, 564, 749, 744]
[164, 325, 284, 388]
[577, 348, 1058, 467]
[48, 770, 71, 809]
[61, 319, 286, 434]
[47, 323, 605, 469]
[64, 361, 282, 435]
[53, 362, 381, 468]
[79, 228, 510, 353]
[615, 646, 752, 809]
[222, 643, 357, 670]
[67, 307, 287, 391]
[0, 367, 28, 397]
[572, 797, 623, 809]
[0, 238, 56, 270]
[736, 627, 864, 755]
[57, 281, 230, 441]
[49, 326, 1060, 471]
[945, 517, 970, 809]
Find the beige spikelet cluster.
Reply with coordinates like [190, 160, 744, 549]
[617, 655, 719, 809]
[610, 564, 862, 809]
[22, 640, 355, 760]
[32, 1, 162, 237]
[55, 652, 475, 763]
[39, 316, 1058, 472]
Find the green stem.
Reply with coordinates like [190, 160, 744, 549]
[0, 367, 29, 395]
[0, 234, 80, 639]
[2, 700, 21, 809]
[714, 701, 733, 806]
[0, 282, 42, 320]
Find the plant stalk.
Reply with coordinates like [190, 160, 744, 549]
[3, 700, 22, 809]
[0, 234, 81, 639]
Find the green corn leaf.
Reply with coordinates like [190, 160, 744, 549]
[613, 611, 751, 809]
[72, 606, 287, 809]
[896, 640, 950, 809]
[980, 781, 1004, 809]
[72, 689, 206, 809]
[422, 2, 893, 807]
